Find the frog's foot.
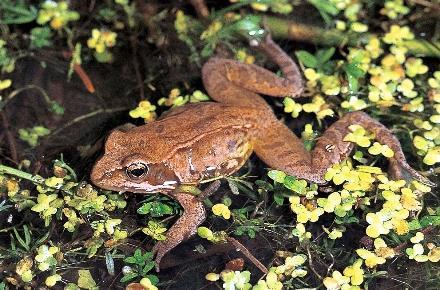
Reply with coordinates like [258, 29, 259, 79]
[388, 158, 436, 187]
[152, 193, 206, 272]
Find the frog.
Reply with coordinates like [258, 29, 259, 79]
[90, 34, 434, 270]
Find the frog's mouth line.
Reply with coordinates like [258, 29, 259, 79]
[131, 180, 178, 193]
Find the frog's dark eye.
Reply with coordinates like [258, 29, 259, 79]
[126, 162, 149, 179]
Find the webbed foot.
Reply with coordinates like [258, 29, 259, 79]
[388, 158, 436, 187]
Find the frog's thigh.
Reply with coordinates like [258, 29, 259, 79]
[254, 117, 356, 184]
[253, 121, 319, 182]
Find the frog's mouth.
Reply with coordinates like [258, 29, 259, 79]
[91, 169, 178, 193]
[128, 180, 178, 193]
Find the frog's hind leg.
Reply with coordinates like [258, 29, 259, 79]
[254, 111, 433, 185]
[202, 36, 304, 110]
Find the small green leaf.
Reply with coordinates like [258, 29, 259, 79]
[346, 72, 359, 93]
[0, 4, 38, 24]
[268, 170, 287, 183]
[232, 15, 265, 41]
[408, 219, 422, 231]
[344, 63, 365, 78]
[137, 201, 174, 217]
[283, 176, 307, 194]
[49, 101, 65, 115]
[77, 269, 97, 289]
[296, 51, 318, 68]
[255, 180, 274, 191]
[120, 272, 138, 283]
[343, 63, 364, 93]
[146, 275, 159, 285]
[419, 215, 440, 227]
[308, 0, 339, 16]
[124, 256, 137, 264]
[142, 251, 154, 261]
[142, 261, 155, 275]
[273, 192, 284, 206]
[105, 251, 115, 276]
[30, 27, 52, 48]
[13, 227, 30, 251]
[23, 225, 31, 248]
[316, 47, 335, 65]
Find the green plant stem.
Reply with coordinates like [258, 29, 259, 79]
[264, 16, 440, 58]
[0, 164, 73, 194]
[0, 164, 36, 182]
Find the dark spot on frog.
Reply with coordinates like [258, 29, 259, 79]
[227, 140, 236, 152]
[262, 141, 283, 150]
[155, 124, 164, 133]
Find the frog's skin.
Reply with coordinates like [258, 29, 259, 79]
[91, 35, 433, 270]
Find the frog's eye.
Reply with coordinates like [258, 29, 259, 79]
[126, 162, 149, 179]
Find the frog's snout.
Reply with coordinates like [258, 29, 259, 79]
[90, 160, 113, 188]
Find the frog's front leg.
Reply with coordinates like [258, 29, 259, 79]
[152, 193, 205, 271]
[152, 181, 221, 271]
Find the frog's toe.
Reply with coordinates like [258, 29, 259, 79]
[388, 159, 436, 187]
[152, 241, 166, 272]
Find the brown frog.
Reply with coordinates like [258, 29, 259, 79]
[90, 35, 433, 270]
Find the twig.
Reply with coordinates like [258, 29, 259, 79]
[129, 36, 145, 101]
[73, 63, 96, 93]
[420, 167, 440, 176]
[409, 0, 440, 10]
[226, 237, 268, 274]
[1, 84, 52, 112]
[49, 107, 129, 136]
[306, 244, 323, 280]
[392, 226, 436, 254]
[264, 16, 440, 58]
[190, 0, 210, 19]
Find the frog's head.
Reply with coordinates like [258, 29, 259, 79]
[90, 129, 179, 193]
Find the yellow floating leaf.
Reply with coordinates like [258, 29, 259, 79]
[212, 203, 231, 219]
[0, 79, 12, 90]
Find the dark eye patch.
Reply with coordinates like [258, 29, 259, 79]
[126, 162, 148, 179]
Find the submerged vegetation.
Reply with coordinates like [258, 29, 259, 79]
[0, 0, 439, 289]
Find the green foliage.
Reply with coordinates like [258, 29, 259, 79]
[137, 195, 179, 217]
[30, 27, 52, 48]
[18, 126, 51, 147]
[233, 208, 262, 239]
[295, 47, 335, 71]
[308, 0, 339, 24]
[121, 249, 159, 285]
[0, 1, 38, 24]
[342, 62, 366, 93]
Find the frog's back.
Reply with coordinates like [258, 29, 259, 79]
[126, 102, 264, 163]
